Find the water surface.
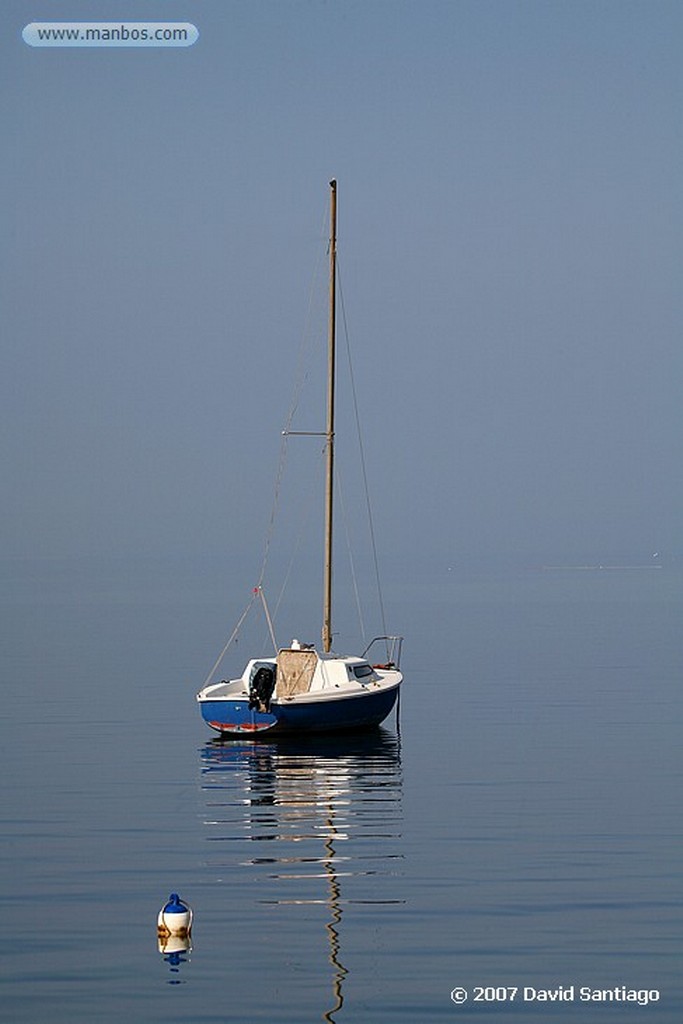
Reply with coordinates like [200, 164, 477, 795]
[1, 559, 680, 1021]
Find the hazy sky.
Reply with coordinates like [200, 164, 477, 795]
[3, 1, 682, 572]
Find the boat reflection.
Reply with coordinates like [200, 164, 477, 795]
[200, 728, 403, 1022]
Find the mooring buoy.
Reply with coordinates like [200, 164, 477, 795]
[157, 893, 193, 938]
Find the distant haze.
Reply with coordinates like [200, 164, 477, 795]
[3, 0, 681, 573]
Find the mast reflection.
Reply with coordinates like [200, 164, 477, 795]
[200, 729, 403, 1022]
[321, 816, 347, 1022]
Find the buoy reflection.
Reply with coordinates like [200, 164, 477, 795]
[157, 932, 192, 983]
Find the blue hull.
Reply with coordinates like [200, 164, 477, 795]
[200, 686, 399, 737]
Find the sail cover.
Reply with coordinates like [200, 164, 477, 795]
[275, 649, 317, 697]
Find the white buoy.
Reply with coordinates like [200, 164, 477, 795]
[157, 893, 193, 938]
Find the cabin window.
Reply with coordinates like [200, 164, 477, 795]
[353, 663, 375, 680]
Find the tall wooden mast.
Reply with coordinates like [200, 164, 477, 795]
[322, 180, 337, 653]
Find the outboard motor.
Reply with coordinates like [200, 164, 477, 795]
[248, 665, 276, 712]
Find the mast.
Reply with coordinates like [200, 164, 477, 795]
[322, 180, 337, 653]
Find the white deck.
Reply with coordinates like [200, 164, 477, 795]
[198, 648, 401, 705]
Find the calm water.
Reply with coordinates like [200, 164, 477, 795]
[1, 558, 681, 1022]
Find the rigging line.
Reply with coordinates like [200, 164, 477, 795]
[255, 429, 288, 591]
[258, 586, 278, 654]
[284, 202, 329, 432]
[256, 204, 328, 590]
[262, 455, 323, 650]
[335, 465, 366, 641]
[336, 258, 389, 647]
[202, 588, 259, 687]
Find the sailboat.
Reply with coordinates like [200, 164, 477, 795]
[196, 181, 403, 737]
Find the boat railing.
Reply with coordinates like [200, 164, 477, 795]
[361, 635, 404, 669]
